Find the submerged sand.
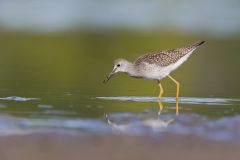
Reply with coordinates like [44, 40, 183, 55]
[0, 133, 239, 160]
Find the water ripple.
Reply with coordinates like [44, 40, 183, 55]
[96, 96, 240, 105]
[0, 115, 110, 136]
[0, 96, 40, 101]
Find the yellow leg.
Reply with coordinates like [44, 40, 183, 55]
[167, 75, 180, 115]
[157, 81, 164, 100]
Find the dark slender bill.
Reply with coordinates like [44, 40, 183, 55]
[103, 72, 114, 84]
[103, 67, 117, 84]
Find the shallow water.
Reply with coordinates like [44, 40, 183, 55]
[0, 93, 239, 142]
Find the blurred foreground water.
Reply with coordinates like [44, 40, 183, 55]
[0, 92, 240, 142]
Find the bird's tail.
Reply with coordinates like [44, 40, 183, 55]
[191, 40, 206, 48]
[180, 40, 205, 56]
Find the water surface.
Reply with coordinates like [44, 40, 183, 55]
[0, 92, 239, 142]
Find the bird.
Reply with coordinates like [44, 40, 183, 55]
[103, 40, 205, 115]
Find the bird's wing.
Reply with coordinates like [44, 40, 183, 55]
[134, 51, 172, 67]
[134, 41, 205, 67]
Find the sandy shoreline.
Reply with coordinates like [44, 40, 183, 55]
[0, 133, 239, 160]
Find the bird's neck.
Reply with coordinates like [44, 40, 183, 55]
[124, 62, 139, 77]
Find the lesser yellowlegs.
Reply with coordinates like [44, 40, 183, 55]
[103, 41, 205, 115]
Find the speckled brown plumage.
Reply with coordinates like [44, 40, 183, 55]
[134, 41, 205, 67]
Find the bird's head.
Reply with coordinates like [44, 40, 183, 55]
[103, 58, 130, 84]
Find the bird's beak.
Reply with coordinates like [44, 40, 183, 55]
[103, 67, 117, 84]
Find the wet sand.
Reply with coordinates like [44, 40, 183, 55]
[0, 133, 239, 160]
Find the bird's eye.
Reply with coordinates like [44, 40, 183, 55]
[117, 64, 120, 67]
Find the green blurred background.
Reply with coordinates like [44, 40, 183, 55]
[0, 0, 239, 118]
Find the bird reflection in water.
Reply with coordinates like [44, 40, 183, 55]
[157, 98, 179, 116]
[104, 101, 175, 134]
